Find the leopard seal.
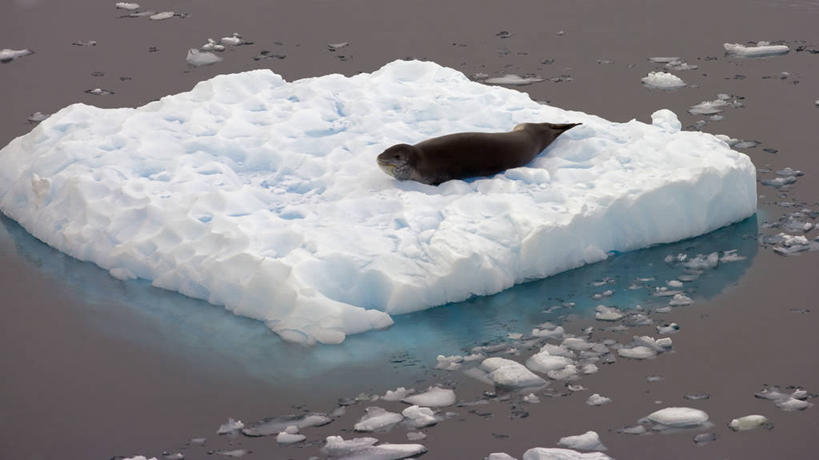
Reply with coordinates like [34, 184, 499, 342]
[377, 122, 581, 185]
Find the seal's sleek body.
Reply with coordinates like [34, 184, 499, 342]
[377, 122, 580, 185]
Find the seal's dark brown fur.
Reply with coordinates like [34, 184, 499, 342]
[377, 122, 580, 185]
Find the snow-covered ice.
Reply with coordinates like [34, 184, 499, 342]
[402, 386, 455, 407]
[724, 42, 789, 58]
[523, 447, 612, 460]
[557, 431, 607, 451]
[401, 405, 437, 428]
[641, 72, 685, 89]
[0, 60, 757, 344]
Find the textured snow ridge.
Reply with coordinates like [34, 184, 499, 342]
[0, 60, 757, 344]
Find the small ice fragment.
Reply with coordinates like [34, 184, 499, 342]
[776, 167, 804, 177]
[734, 140, 760, 149]
[481, 357, 546, 388]
[688, 99, 729, 115]
[684, 393, 711, 401]
[402, 405, 437, 428]
[581, 363, 599, 375]
[241, 413, 331, 437]
[761, 176, 797, 188]
[728, 414, 772, 431]
[508, 332, 523, 340]
[693, 432, 717, 446]
[186, 49, 222, 66]
[667, 280, 683, 288]
[382, 387, 414, 401]
[526, 351, 573, 373]
[488, 453, 517, 460]
[776, 397, 813, 411]
[523, 448, 612, 460]
[407, 431, 426, 441]
[354, 407, 403, 432]
[562, 337, 594, 351]
[567, 384, 586, 392]
[163, 453, 183, 460]
[149, 11, 175, 21]
[72, 40, 97, 46]
[485, 74, 544, 85]
[586, 394, 612, 406]
[665, 60, 698, 71]
[724, 42, 789, 58]
[523, 393, 541, 404]
[557, 431, 607, 451]
[657, 323, 680, 334]
[532, 325, 565, 339]
[669, 294, 693, 306]
[618, 346, 656, 359]
[720, 249, 746, 262]
[328, 42, 349, 51]
[595, 305, 624, 321]
[592, 290, 614, 300]
[645, 407, 709, 427]
[547, 364, 579, 380]
[641, 71, 685, 89]
[402, 386, 456, 407]
[0, 48, 33, 63]
[221, 33, 243, 46]
[190, 438, 206, 445]
[115, 2, 140, 10]
[214, 449, 249, 458]
[201, 39, 225, 52]
[436, 354, 463, 370]
[85, 88, 114, 96]
[649, 56, 680, 63]
[216, 418, 243, 434]
[321, 435, 426, 459]
[276, 425, 305, 444]
[27, 111, 49, 123]
[617, 425, 648, 435]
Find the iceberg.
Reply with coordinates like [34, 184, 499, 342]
[0, 60, 756, 345]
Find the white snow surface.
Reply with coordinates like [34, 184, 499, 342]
[0, 60, 757, 344]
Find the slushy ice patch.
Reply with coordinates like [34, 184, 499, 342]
[0, 60, 757, 344]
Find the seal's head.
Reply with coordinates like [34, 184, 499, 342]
[377, 143, 420, 181]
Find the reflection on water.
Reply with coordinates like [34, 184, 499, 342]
[0, 214, 758, 387]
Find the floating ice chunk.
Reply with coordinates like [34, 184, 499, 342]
[149, 11, 175, 20]
[201, 39, 225, 52]
[508, 332, 523, 340]
[728, 414, 772, 431]
[524, 393, 541, 404]
[562, 338, 594, 352]
[115, 2, 140, 9]
[355, 407, 403, 432]
[0, 60, 757, 345]
[214, 449, 249, 457]
[402, 386, 456, 407]
[776, 397, 812, 411]
[720, 249, 745, 262]
[383, 387, 414, 401]
[644, 407, 709, 428]
[85, 88, 114, 96]
[436, 354, 464, 370]
[558, 431, 607, 451]
[322, 435, 426, 459]
[488, 453, 517, 460]
[485, 74, 544, 85]
[641, 71, 685, 89]
[776, 167, 804, 177]
[683, 252, 719, 270]
[0, 48, 33, 63]
[123, 457, 156, 460]
[591, 290, 613, 300]
[755, 385, 814, 411]
[217, 418, 244, 434]
[328, 42, 350, 51]
[657, 323, 680, 334]
[186, 48, 222, 66]
[761, 176, 797, 188]
[688, 99, 729, 115]
[724, 42, 789, 58]
[648, 57, 680, 63]
[526, 351, 573, 373]
[669, 293, 693, 306]
[72, 40, 97, 47]
[547, 364, 578, 380]
[617, 346, 656, 359]
[241, 413, 331, 437]
[481, 357, 547, 388]
[665, 60, 698, 71]
[693, 432, 717, 446]
[27, 112, 49, 123]
[221, 33, 243, 46]
[402, 405, 437, 428]
[581, 363, 598, 374]
[407, 431, 426, 441]
[634, 335, 672, 351]
[523, 448, 612, 460]
[667, 280, 683, 288]
[595, 305, 624, 321]
[532, 325, 565, 339]
[586, 394, 612, 406]
[276, 425, 306, 444]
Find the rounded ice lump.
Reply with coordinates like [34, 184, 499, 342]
[0, 60, 757, 345]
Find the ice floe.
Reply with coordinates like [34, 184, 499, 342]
[755, 385, 814, 411]
[201, 39, 225, 52]
[484, 74, 545, 85]
[557, 431, 607, 451]
[322, 435, 426, 459]
[216, 417, 243, 434]
[0, 48, 33, 63]
[0, 60, 757, 344]
[523, 447, 612, 459]
[241, 413, 331, 436]
[402, 405, 437, 428]
[724, 42, 789, 58]
[526, 350, 573, 373]
[382, 387, 414, 401]
[642, 407, 710, 429]
[693, 432, 717, 446]
[594, 305, 623, 321]
[488, 453, 517, 460]
[586, 394, 612, 406]
[27, 112, 49, 123]
[149, 11, 175, 21]
[354, 407, 404, 432]
[642, 72, 685, 89]
[402, 386, 456, 407]
[728, 414, 772, 431]
[115, 2, 140, 10]
[186, 49, 222, 66]
[276, 425, 305, 444]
